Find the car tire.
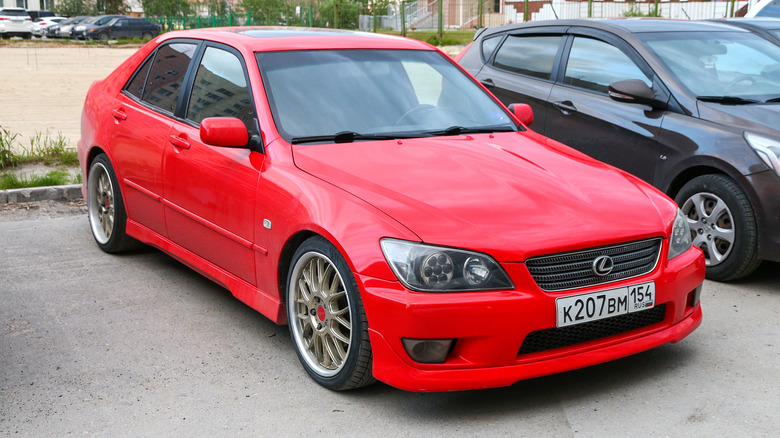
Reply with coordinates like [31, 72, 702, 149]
[98, 32, 109, 42]
[675, 174, 761, 281]
[141, 31, 152, 40]
[286, 236, 375, 390]
[87, 154, 139, 253]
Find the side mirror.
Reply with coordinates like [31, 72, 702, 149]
[200, 117, 249, 148]
[508, 103, 533, 126]
[608, 80, 655, 105]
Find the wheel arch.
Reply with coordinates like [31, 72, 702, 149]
[277, 230, 320, 304]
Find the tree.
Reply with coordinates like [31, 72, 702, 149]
[54, 0, 94, 16]
[141, 0, 193, 16]
[241, 0, 286, 24]
[96, 0, 128, 14]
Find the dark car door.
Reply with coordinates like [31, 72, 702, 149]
[544, 30, 668, 182]
[110, 18, 131, 39]
[473, 29, 567, 133]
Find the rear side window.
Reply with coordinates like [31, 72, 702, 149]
[124, 55, 153, 99]
[142, 43, 197, 113]
[481, 36, 502, 62]
[492, 35, 562, 80]
[564, 37, 650, 93]
[186, 46, 255, 131]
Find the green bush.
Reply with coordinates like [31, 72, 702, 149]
[0, 127, 20, 170]
[0, 170, 73, 190]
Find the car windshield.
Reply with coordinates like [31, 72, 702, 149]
[256, 49, 516, 142]
[639, 31, 780, 102]
[1, 9, 29, 16]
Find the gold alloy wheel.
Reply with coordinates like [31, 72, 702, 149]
[88, 162, 115, 244]
[289, 252, 352, 377]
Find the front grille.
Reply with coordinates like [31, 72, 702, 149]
[526, 238, 662, 291]
[517, 304, 667, 356]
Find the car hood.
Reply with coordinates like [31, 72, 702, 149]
[698, 101, 780, 136]
[291, 132, 674, 261]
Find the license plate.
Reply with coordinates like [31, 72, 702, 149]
[556, 281, 655, 328]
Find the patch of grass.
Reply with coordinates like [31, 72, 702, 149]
[0, 127, 78, 168]
[0, 127, 21, 170]
[0, 170, 72, 190]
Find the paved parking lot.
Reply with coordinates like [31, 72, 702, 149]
[1, 211, 778, 436]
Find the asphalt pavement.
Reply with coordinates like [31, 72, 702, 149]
[1, 211, 778, 437]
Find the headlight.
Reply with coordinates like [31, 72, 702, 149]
[668, 208, 692, 260]
[745, 132, 780, 177]
[380, 238, 514, 292]
[75, 25, 85, 30]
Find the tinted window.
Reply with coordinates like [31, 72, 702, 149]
[124, 55, 153, 99]
[186, 47, 255, 131]
[564, 37, 650, 93]
[1, 9, 29, 16]
[481, 35, 502, 62]
[142, 43, 197, 113]
[493, 35, 561, 80]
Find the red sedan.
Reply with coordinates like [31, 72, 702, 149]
[78, 27, 704, 392]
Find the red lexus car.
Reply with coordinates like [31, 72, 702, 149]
[78, 27, 704, 392]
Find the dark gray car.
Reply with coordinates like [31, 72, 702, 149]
[457, 19, 780, 281]
[84, 16, 160, 41]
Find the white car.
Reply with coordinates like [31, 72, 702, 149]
[0, 8, 32, 39]
[745, 0, 780, 17]
[32, 16, 65, 37]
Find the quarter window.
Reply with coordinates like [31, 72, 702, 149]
[186, 47, 255, 131]
[564, 37, 651, 93]
[481, 36, 502, 63]
[142, 43, 198, 113]
[492, 35, 562, 80]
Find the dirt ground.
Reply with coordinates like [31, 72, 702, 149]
[0, 46, 140, 153]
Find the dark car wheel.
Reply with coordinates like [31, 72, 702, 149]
[98, 32, 109, 42]
[141, 31, 152, 40]
[675, 174, 760, 281]
[87, 154, 138, 253]
[286, 236, 375, 390]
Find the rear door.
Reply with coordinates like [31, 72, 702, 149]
[111, 18, 131, 39]
[472, 28, 567, 133]
[545, 29, 667, 182]
[110, 41, 199, 236]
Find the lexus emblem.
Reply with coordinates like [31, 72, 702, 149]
[592, 255, 614, 277]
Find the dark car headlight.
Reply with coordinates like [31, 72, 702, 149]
[668, 209, 692, 260]
[745, 132, 780, 177]
[380, 238, 514, 292]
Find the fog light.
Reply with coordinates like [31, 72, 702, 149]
[687, 285, 702, 308]
[401, 338, 455, 364]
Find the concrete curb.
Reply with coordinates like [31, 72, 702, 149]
[0, 184, 83, 204]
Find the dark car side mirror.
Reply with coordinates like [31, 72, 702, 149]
[608, 80, 656, 105]
[200, 117, 250, 148]
[508, 103, 533, 126]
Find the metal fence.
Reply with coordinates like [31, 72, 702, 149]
[149, 0, 754, 34]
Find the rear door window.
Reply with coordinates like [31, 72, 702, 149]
[492, 35, 562, 80]
[142, 42, 198, 114]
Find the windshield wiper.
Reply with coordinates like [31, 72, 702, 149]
[291, 131, 418, 144]
[423, 125, 517, 137]
[696, 96, 761, 105]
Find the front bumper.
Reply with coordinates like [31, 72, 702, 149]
[359, 245, 704, 392]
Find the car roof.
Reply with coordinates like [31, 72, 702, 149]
[478, 18, 751, 40]
[721, 17, 780, 30]
[156, 27, 434, 52]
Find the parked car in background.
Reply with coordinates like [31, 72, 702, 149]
[715, 17, 780, 45]
[746, 0, 780, 17]
[0, 8, 32, 39]
[78, 27, 705, 392]
[32, 16, 65, 37]
[55, 15, 89, 38]
[457, 19, 780, 281]
[84, 16, 160, 41]
[28, 10, 55, 20]
[71, 15, 126, 39]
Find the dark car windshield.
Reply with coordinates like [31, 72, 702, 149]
[639, 31, 780, 102]
[256, 49, 517, 142]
